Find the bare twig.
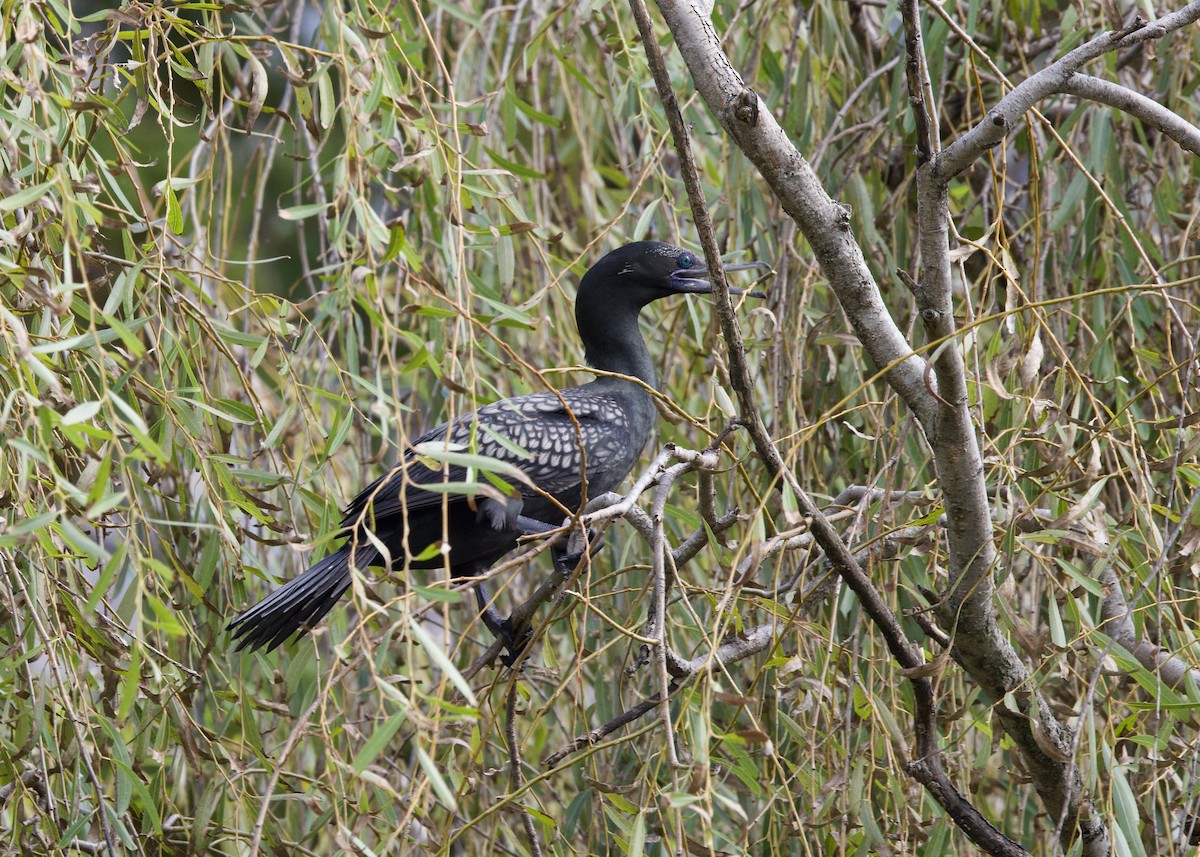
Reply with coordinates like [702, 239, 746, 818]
[650, 464, 688, 767]
[542, 622, 780, 768]
[248, 654, 364, 855]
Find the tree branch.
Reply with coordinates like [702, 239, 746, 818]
[631, 0, 1200, 852]
[1098, 562, 1200, 692]
[1061, 74, 1200, 155]
[932, 4, 1200, 181]
[642, 0, 936, 426]
[907, 10, 1199, 857]
[899, 0, 937, 164]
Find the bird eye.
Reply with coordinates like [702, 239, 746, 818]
[678, 253, 694, 269]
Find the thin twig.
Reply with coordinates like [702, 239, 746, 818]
[899, 0, 936, 164]
[505, 684, 544, 857]
[248, 655, 363, 854]
[650, 467, 685, 767]
[542, 622, 780, 768]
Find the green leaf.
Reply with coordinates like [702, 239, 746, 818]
[326, 408, 354, 456]
[0, 179, 57, 212]
[408, 616, 477, 706]
[412, 584, 463, 603]
[352, 708, 409, 773]
[60, 400, 102, 426]
[56, 519, 111, 564]
[626, 811, 646, 857]
[164, 182, 183, 234]
[507, 86, 562, 128]
[416, 746, 458, 811]
[409, 443, 536, 488]
[29, 317, 151, 354]
[279, 202, 331, 221]
[1108, 753, 1148, 857]
[485, 146, 546, 180]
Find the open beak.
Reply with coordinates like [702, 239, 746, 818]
[670, 259, 772, 298]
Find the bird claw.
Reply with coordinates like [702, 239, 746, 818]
[553, 550, 584, 575]
[495, 617, 532, 668]
[552, 527, 603, 574]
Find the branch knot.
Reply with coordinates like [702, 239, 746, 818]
[732, 88, 759, 126]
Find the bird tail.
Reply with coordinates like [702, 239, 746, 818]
[228, 544, 377, 652]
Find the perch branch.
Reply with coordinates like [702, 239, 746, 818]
[464, 447, 732, 678]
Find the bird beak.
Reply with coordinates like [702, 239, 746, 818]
[670, 260, 771, 298]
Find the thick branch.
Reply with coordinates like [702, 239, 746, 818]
[1061, 74, 1200, 155]
[897, 9, 1200, 856]
[630, 0, 1200, 852]
[905, 12, 1200, 857]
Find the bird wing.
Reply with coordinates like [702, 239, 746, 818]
[339, 390, 633, 528]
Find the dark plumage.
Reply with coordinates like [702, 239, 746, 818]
[228, 241, 764, 661]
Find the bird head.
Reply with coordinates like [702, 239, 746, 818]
[579, 241, 767, 308]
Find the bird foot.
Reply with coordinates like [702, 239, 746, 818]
[495, 617, 532, 668]
[552, 549, 583, 576]
[552, 528, 603, 575]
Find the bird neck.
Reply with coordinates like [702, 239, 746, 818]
[577, 303, 658, 389]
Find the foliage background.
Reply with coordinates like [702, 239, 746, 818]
[1, 0, 1198, 854]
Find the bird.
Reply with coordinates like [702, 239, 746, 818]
[228, 241, 765, 663]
